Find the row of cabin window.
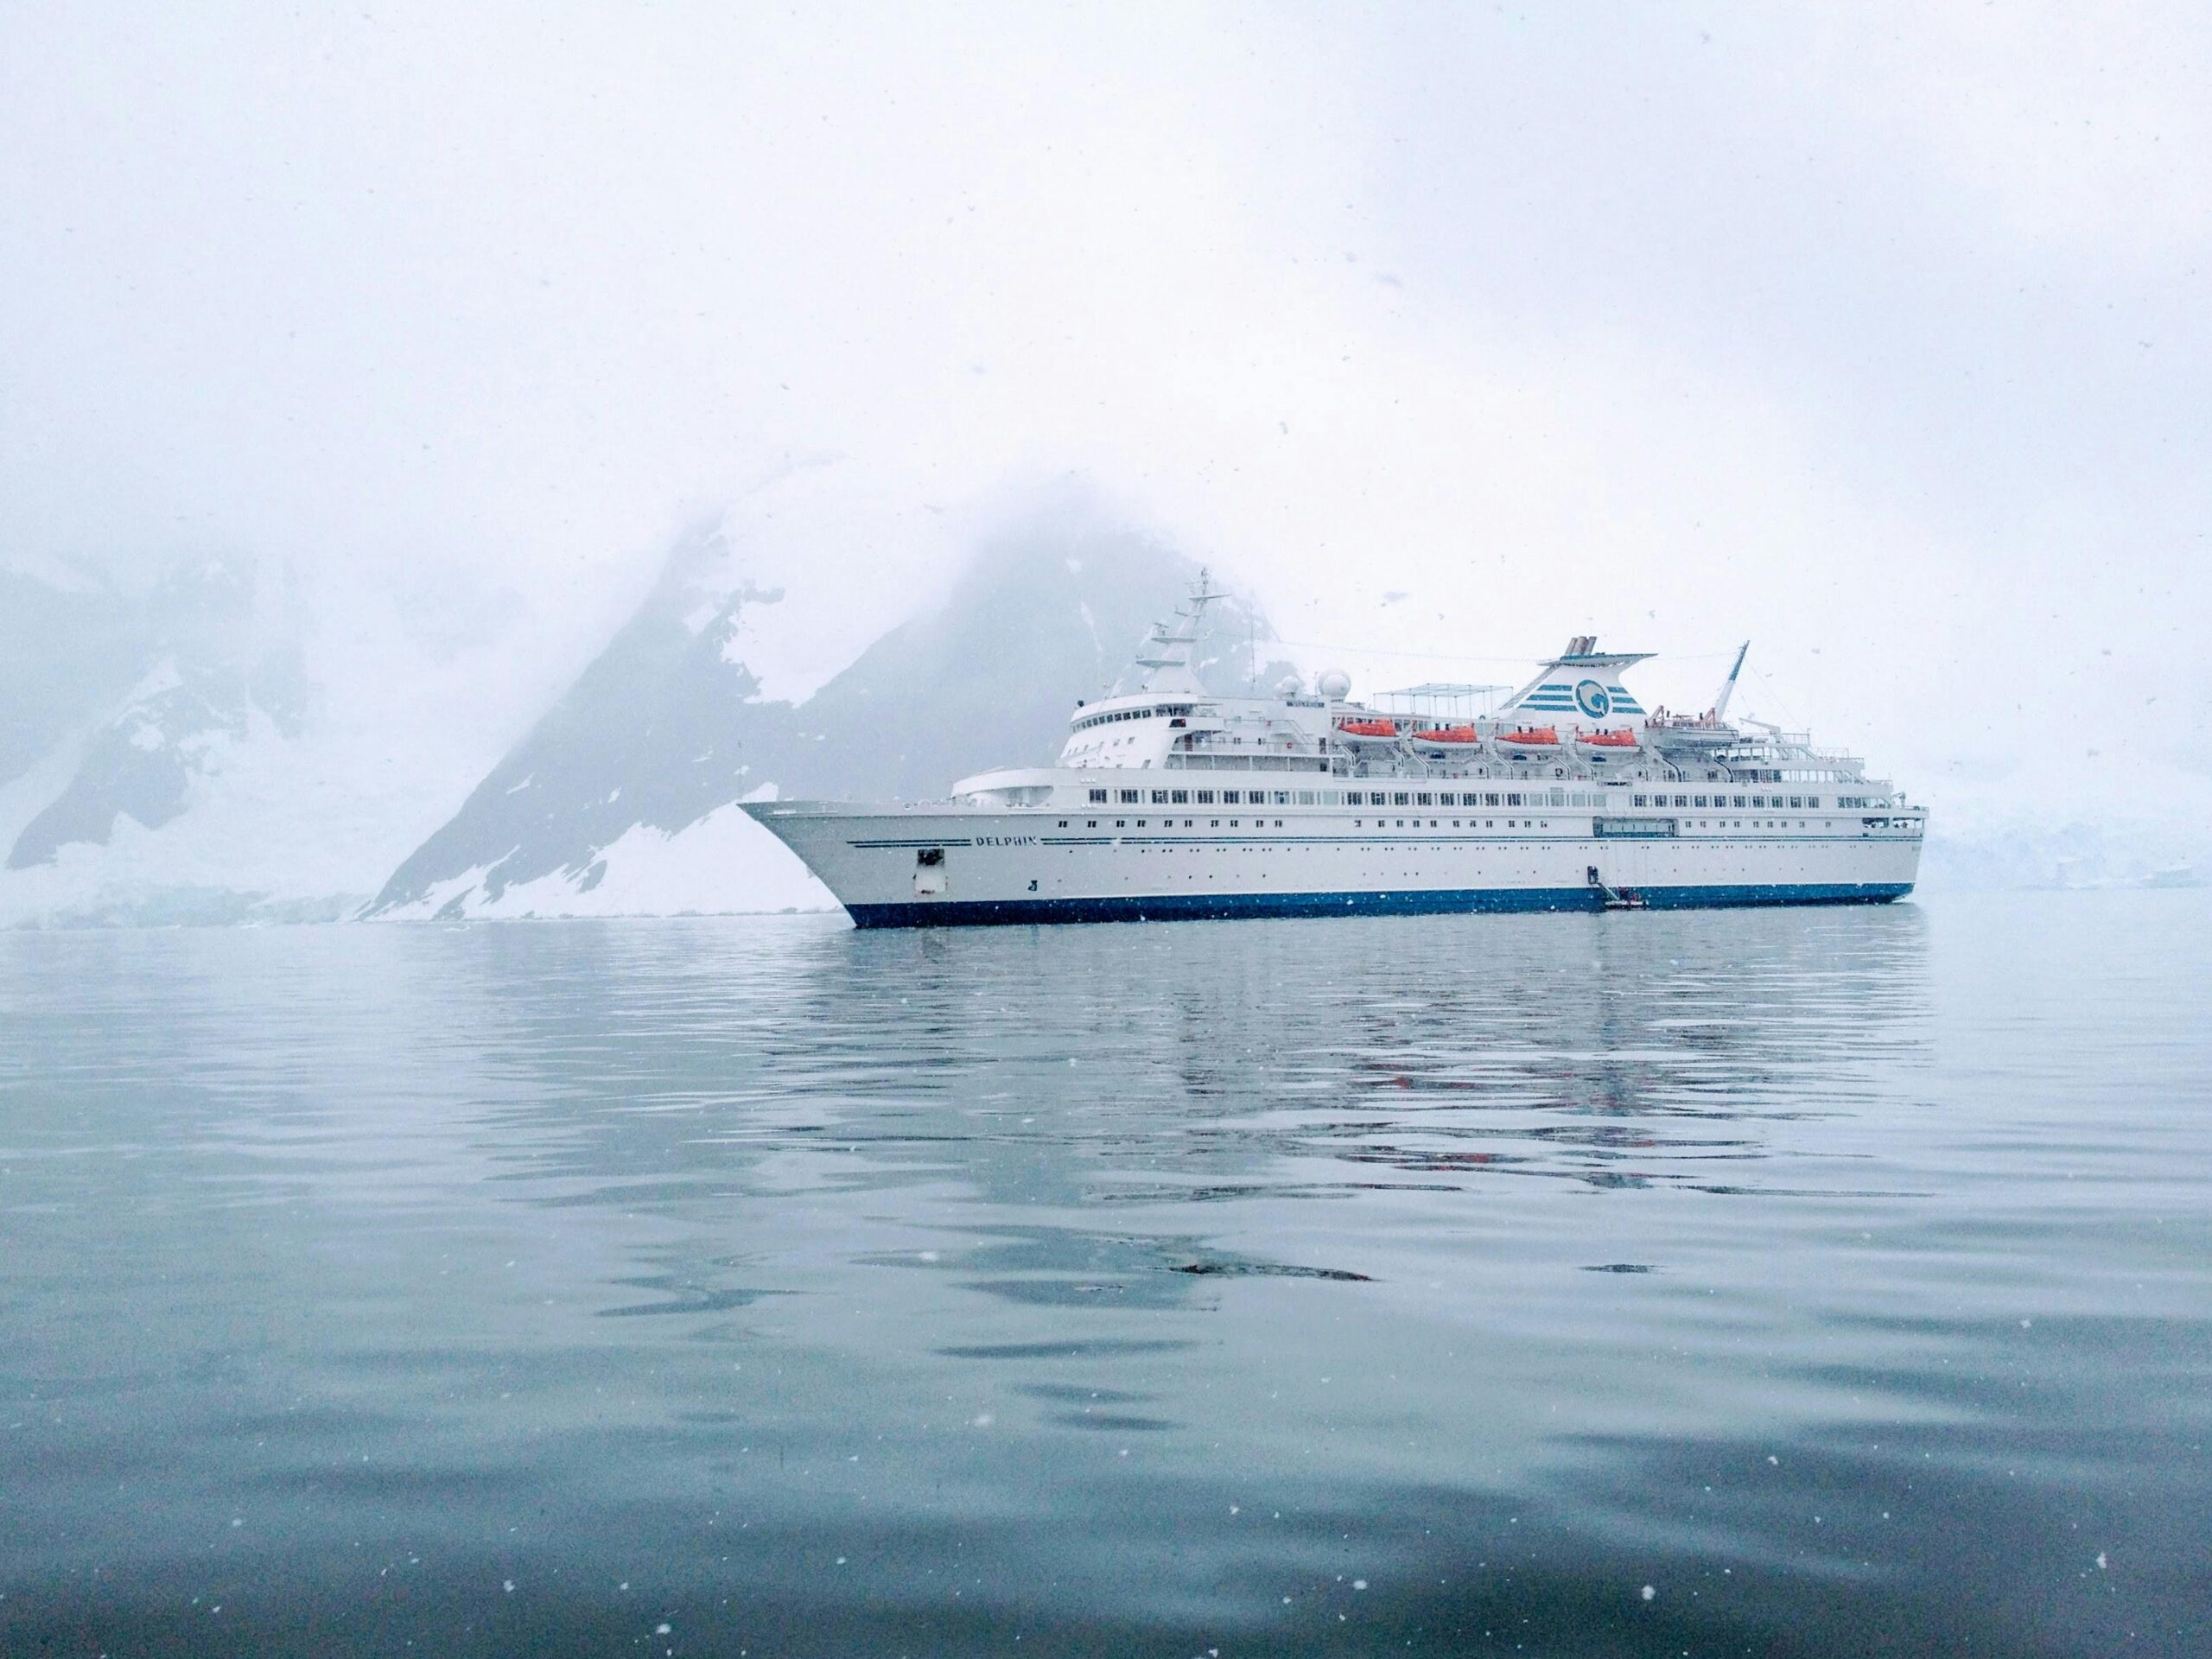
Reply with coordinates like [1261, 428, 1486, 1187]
[1634, 791, 1821, 810]
[1058, 819, 1291, 830]
[1086, 786, 1568, 809]
[1090, 786, 1289, 805]
[1050, 816, 1847, 835]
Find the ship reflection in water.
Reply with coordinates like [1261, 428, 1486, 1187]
[4, 893, 2209, 1656]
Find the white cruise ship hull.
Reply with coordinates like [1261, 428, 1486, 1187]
[747, 802, 1921, 928]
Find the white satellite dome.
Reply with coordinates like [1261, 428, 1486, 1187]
[1316, 668, 1352, 701]
[1274, 672, 1305, 697]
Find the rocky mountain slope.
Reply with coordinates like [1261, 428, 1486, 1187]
[365, 510, 1282, 918]
[0, 561, 346, 924]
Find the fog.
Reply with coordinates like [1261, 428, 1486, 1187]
[3, 3, 2206, 918]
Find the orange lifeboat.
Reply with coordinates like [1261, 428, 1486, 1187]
[1337, 718, 1399, 738]
[1497, 726, 1560, 747]
[1578, 728, 1639, 748]
[1411, 724, 1482, 745]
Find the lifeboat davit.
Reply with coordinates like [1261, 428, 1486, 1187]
[1497, 726, 1560, 749]
[1336, 718, 1399, 740]
[1576, 728, 1639, 750]
[1409, 724, 1482, 747]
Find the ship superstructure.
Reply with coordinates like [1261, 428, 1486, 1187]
[747, 575, 1924, 926]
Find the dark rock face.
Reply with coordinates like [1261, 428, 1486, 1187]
[369, 522, 798, 915]
[10, 665, 251, 868]
[3, 561, 308, 871]
[367, 504, 1282, 917]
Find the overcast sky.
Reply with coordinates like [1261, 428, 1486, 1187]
[3, 2, 2206, 826]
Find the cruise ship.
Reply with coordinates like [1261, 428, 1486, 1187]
[747, 576, 1924, 927]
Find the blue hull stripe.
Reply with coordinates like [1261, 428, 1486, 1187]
[844, 881, 1912, 929]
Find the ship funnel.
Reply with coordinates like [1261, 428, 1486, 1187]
[1497, 638, 1655, 726]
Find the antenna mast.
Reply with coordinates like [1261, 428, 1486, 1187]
[1711, 641, 1750, 721]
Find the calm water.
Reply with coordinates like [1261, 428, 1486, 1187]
[3, 893, 2208, 1656]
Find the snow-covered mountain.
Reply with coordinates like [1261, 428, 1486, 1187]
[0, 561, 362, 925]
[365, 507, 1284, 919]
[0, 486, 1282, 928]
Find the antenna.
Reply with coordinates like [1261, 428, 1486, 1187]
[1133, 568, 1230, 695]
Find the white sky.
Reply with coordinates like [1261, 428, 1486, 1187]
[3, 2, 2206, 835]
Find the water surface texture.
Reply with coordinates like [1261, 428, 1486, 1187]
[4, 893, 2208, 1656]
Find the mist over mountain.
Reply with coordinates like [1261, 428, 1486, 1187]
[0, 570, 149, 792]
[365, 501, 1282, 919]
[0, 560, 346, 924]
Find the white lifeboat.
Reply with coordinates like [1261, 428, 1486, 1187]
[1334, 717, 1402, 745]
[1408, 723, 1484, 753]
[1573, 727, 1641, 754]
[1495, 725, 1562, 753]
